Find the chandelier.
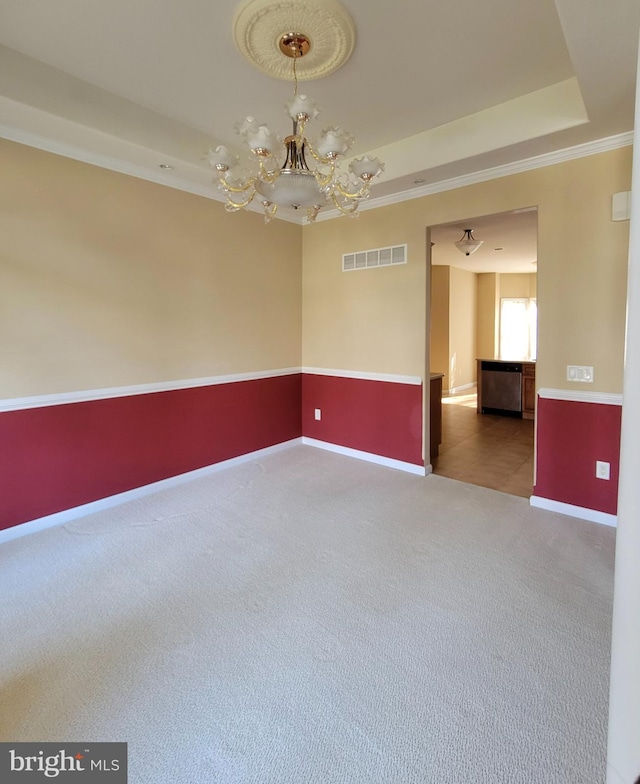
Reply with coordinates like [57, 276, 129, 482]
[455, 229, 483, 256]
[207, 32, 384, 223]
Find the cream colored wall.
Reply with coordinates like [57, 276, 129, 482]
[302, 203, 426, 375]
[303, 147, 631, 393]
[476, 273, 499, 360]
[536, 154, 629, 391]
[3, 141, 630, 401]
[0, 139, 302, 398]
[429, 265, 450, 387]
[499, 273, 537, 299]
[449, 266, 477, 390]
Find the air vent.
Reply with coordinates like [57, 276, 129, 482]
[342, 244, 407, 272]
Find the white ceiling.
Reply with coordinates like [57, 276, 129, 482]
[430, 209, 538, 275]
[0, 0, 638, 222]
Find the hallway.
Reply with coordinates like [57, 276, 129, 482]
[431, 388, 535, 498]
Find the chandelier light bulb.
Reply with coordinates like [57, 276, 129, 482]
[315, 127, 354, 158]
[285, 94, 319, 123]
[207, 146, 238, 172]
[349, 155, 384, 181]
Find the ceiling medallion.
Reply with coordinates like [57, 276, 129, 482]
[232, 0, 356, 81]
[209, 1, 384, 223]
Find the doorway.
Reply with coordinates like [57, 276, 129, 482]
[428, 208, 538, 497]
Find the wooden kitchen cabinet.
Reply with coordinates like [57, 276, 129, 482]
[430, 373, 444, 457]
[522, 362, 536, 420]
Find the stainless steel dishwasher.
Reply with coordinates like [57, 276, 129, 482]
[480, 361, 522, 415]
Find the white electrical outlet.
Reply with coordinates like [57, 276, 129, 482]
[596, 461, 610, 480]
[314, 408, 321, 421]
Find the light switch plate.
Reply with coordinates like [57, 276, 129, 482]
[567, 365, 594, 382]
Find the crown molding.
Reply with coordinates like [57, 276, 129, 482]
[0, 122, 302, 225]
[0, 121, 219, 198]
[0, 121, 632, 226]
[317, 131, 634, 220]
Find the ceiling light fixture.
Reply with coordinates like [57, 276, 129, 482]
[207, 31, 384, 223]
[455, 228, 483, 256]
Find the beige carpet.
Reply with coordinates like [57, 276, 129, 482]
[0, 446, 615, 783]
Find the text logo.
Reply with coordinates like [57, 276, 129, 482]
[1, 743, 127, 783]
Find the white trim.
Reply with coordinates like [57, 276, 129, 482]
[0, 436, 427, 544]
[0, 123, 218, 200]
[530, 495, 617, 527]
[0, 367, 424, 412]
[301, 436, 426, 475]
[0, 123, 302, 226]
[0, 439, 304, 545]
[447, 382, 476, 396]
[538, 387, 623, 406]
[0, 367, 301, 413]
[302, 367, 422, 385]
[317, 132, 634, 220]
[1, 122, 631, 226]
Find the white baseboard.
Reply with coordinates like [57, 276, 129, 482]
[0, 438, 303, 545]
[446, 382, 477, 396]
[1, 436, 428, 545]
[301, 437, 426, 475]
[530, 495, 617, 527]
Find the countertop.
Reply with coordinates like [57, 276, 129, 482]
[477, 358, 535, 364]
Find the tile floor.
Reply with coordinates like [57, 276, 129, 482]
[431, 387, 535, 498]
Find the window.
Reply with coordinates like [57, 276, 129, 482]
[499, 298, 537, 361]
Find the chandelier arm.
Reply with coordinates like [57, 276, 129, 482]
[329, 192, 360, 216]
[219, 175, 258, 195]
[262, 201, 278, 223]
[257, 159, 279, 183]
[223, 186, 258, 211]
[313, 162, 336, 189]
[333, 181, 370, 200]
[305, 140, 337, 188]
[305, 140, 336, 167]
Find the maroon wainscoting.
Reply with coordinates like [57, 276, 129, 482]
[0, 374, 302, 531]
[534, 396, 621, 515]
[301, 373, 423, 466]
